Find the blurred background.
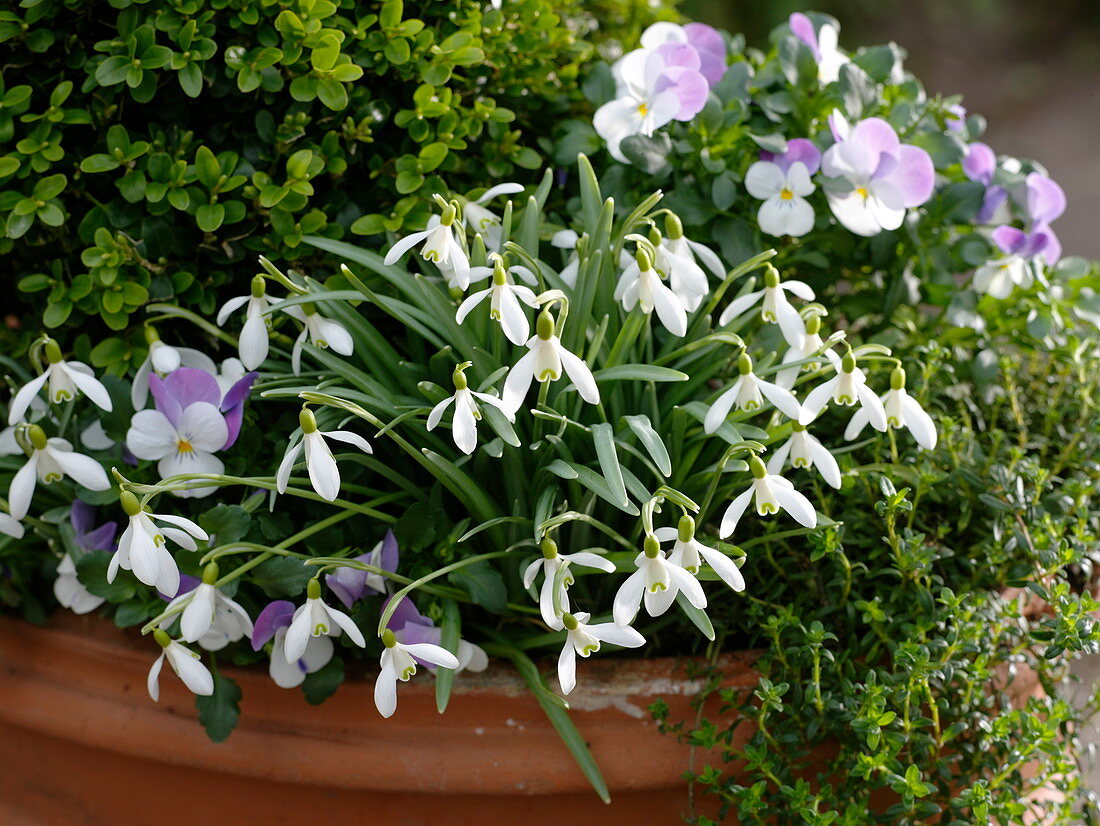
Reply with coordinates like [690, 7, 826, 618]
[682, 0, 1100, 258]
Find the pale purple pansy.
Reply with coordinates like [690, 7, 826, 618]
[325, 530, 399, 610]
[972, 225, 1049, 298]
[640, 21, 729, 87]
[748, 139, 823, 238]
[962, 142, 1009, 224]
[71, 500, 118, 552]
[820, 115, 935, 236]
[252, 599, 335, 688]
[945, 104, 967, 134]
[1024, 172, 1065, 265]
[789, 13, 848, 84]
[760, 138, 822, 175]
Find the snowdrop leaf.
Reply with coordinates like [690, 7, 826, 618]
[195, 670, 241, 743]
[591, 423, 628, 507]
[623, 414, 672, 477]
[435, 599, 462, 713]
[676, 591, 715, 641]
[592, 364, 688, 383]
[546, 460, 640, 516]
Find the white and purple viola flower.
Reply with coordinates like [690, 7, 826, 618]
[325, 530, 399, 609]
[972, 226, 1048, 299]
[54, 501, 118, 615]
[820, 114, 935, 237]
[385, 596, 488, 675]
[746, 138, 821, 238]
[1021, 172, 1066, 265]
[789, 13, 848, 84]
[962, 142, 1009, 225]
[131, 330, 218, 410]
[252, 599, 335, 689]
[639, 21, 729, 86]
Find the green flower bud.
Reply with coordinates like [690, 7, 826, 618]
[153, 629, 172, 648]
[536, 310, 555, 340]
[764, 265, 780, 289]
[43, 338, 63, 364]
[644, 534, 661, 559]
[120, 490, 142, 517]
[841, 353, 856, 373]
[890, 366, 906, 390]
[27, 424, 47, 451]
[299, 407, 319, 434]
[749, 455, 768, 479]
[647, 225, 661, 247]
[541, 537, 558, 559]
[664, 212, 684, 240]
[677, 513, 696, 543]
[561, 612, 579, 631]
[441, 204, 457, 227]
[491, 259, 508, 286]
[635, 246, 654, 272]
[307, 578, 322, 600]
[806, 315, 821, 336]
[452, 361, 472, 391]
[737, 352, 754, 375]
[251, 274, 266, 298]
[381, 628, 397, 648]
[201, 562, 219, 585]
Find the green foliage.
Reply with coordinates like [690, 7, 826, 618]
[0, 0, 661, 360]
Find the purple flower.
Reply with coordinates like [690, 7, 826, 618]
[760, 138, 822, 175]
[71, 501, 118, 552]
[253, 599, 335, 688]
[945, 104, 967, 134]
[963, 143, 1009, 224]
[325, 530, 399, 610]
[972, 225, 1049, 298]
[149, 367, 257, 451]
[789, 13, 848, 83]
[683, 23, 728, 86]
[820, 115, 935, 236]
[1024, 173, 1065, 264]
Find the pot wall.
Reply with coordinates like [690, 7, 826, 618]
[0, 614, 758, 825]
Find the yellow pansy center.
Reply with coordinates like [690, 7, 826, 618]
[638, 102, 648, 117]
[855, 187, 869, 200]
[176, 438, 194, 454]
[779, 188, 794, 201]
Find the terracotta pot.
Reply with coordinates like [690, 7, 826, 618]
[0, 613, 759, 826]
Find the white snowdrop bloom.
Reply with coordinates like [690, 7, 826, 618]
[555, 611, 646, 695]
[284, 579, 367, 664]
[501, 310, 600, 416]
[718, 265, 815, 347]
[653, 514, 746, 593]
[615, 247, 689, 336]
[0, 396, 46, 456]
[720, 455, 818, 538]
[108, 491, 208, 597]
[8, 339, 113, 425]
[462, 183, 524, 251]
[217, 276, 278, 370]
[704, 353, 802, 434]
[523, 537, 617, 627]
[654, 215, 725, 311]
[131, 332, 218, 409]
[147, 629, 214, 702]
[276, 408, 372, 502]
[798, 352, 888, 432]
[551, 230, 634, 289]
[972, 256, 1033, 300]
[456, 258, 540, 345]
[8, 425, 110, 520]
[846, 367, 937, 450]
[774, 314, 839, 391]
[53, 554, 105, 614]
[745, 160, 816, 238]
[613, 534, 707, 627]
[427, 362, 513, 455]
[383, 204, 472, 289]
[767, 422, 842, 489]
[374, 626, 460, 718]
[126, 400, 229, 496]
[167, 566, 254, 651]
[283, 303, 354, 376]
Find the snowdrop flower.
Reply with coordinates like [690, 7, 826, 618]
[653, 514, 745, 593]
[720, 455, 818, 538]
[375, 625, 460, 718]
[595, 43, 708, 163]
[276, 407, 372, 502]
[640, 21, 729, 86]
[8, 339, 113, 425]
[147, 629, 214, 702]
[962, 142, 1009, 224]
[217, 276, 278, 370]
[53, 501, 118, 614]
[654, 213, 725, 311]
[555, 611, 646, 695]
[775, 314, 840, 391]
[131, 328, 217, 409]
[615, 247, 688, 336]
[551, 230, 634, 289]
[252, 600, 334, 689]
[523, 537, 617, 627]
[283, 302, 354, 376]
[427, 362, 513, 455]
[462, 183, 524, 251]
[383, 203, 472, 289]
[502, 309, 600, 416]
[820, 114, 935, 237]
[745, 139, 821, 238]
[284, 578, 367, 664]
[108, 491, 208, 597]
[326, 530, 399, 609]
[972, 226, 1047, 299]
[799, 352, 888, 433]
[456, 258, 540, 345]
[789, 13, 849, 84]
[846, 367, 937, 450]
[54, 555, 104, 614]
[704, 352, 802, 434]
[0, 395, 46, 456]
[0, 512, 24, 539]
[386, 596, 488, 675]
[613, 534, 707, 627]
[166, 564, 253, 651]
[8, 425, 110, 520]
[718, 265, 815, 347]
[767, 422, 842, 489]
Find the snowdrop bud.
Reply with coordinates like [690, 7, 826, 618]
[764, 265, 780, 289]
[749, 455, 768, 479]
[251, 274, 266, 298]
[120, 490, 142, 517]
[561, 612, 579, 631]
[154, 628, 172, 648]
[890, 366, 906, 390]
[452, 361, 471, 391]
[678, 513, 695, 543]
[381, 628, 397, 648]
[806, 315, 821, 336]
[635, 246, 654, 272]
[144, 325, 160, 345]
[541, 536, 558, 559]
[841, 352, 856, 373]
[28, 424, 47, 451]
[44, 338, 63, 364]
[664, 213, 684, 240]
[536, 310, 555, 340]
[440, 204, 457, 227]
[643, 534, 661, 559]
[307, 577, 322, 600]
[201, 562, 219, 585]
[299, 407, 319, 434]
[737, 352, 753, 375]
[647, 225, 661, 247]
[491, 260, 508, 286]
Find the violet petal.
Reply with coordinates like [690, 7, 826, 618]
[1025, 173, 1066, 226]
[789, 13, 820, 62]
[252, 600, 296, 650]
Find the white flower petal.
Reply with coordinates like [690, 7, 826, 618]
[557, 640, 577, 695]
[720, 485, 755, 538]
[8, 372, 50, 425]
